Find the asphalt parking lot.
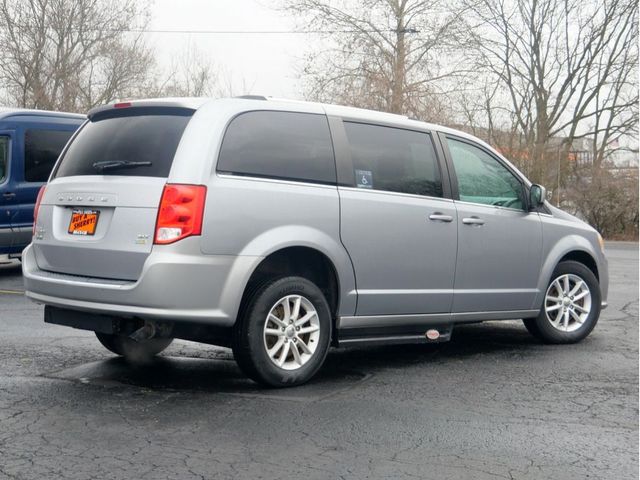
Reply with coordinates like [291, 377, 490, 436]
[0, 242, 637, 480]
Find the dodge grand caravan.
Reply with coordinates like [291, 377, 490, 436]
[23, 97, 608, 387]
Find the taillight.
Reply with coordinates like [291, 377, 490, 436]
[33, 185, 46, 235]
[154, 184, 206, 245]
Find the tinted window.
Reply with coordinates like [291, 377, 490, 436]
[25, 129, 74, 182]
[54, 110, 192, 178]
[447, 137, 524, 209]
[0, 136, 7, 182]
[344, 122, 442, 197]
[217, 111, 336, 184]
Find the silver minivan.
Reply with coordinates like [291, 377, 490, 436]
[23, 97, 608, 386]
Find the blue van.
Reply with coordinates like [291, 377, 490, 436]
[0, 109, 84, 261]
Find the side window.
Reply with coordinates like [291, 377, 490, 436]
[447, 137, 524, 209]
[0, 136, 8, 183]
[217, 111, 336, 184]
[25, 129, 74, 182]
[343, 122, 443, 197]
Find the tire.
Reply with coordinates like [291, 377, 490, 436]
[232, 276, 332, 387]
[95, 332, 173, 361]
[522, 316, 543, 339]
[523, 260, 601, 344]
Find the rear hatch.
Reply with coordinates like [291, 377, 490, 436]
[33, 105, 194, 281]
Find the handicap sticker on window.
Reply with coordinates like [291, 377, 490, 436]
[355, 169, 373, 189]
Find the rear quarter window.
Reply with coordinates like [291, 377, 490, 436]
[0, 136, 8, 183]
[25, 129, 75, 182]
[217, 111, 336, 184]
[53, 109, 192, 178]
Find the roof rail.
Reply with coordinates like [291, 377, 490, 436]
[234, 95, 268, 101]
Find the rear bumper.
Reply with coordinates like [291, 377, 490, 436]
[22, 240, 262, 327]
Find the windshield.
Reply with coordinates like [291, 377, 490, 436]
[53, 108, 193, 178]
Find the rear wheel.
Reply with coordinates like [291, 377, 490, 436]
[523, 260, 601, 343]
[95, 332, 173, 360]
[232, 276, 332, 387]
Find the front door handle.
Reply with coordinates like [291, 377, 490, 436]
[2, 192, 16, 199]
[429, 213, 453, 222]
[462, 216, 485, 226]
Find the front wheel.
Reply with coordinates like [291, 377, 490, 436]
[232, 276, 332, 387]
[95, 332, 173, 360]
[523, 260, 601, 344]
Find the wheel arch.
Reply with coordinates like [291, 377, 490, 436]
[534, 235, 601, 310]
[245, 245, 340, 306]
[230, 224, 357, 327]
[558, 250, 599, 280]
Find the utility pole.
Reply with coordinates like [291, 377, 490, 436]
[556, 146, 561, 207]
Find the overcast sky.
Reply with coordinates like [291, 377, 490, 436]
[148, 0, 305, 99]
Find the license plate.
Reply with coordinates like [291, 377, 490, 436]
[68, 209, 100, 236]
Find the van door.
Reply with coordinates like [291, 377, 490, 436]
[335, 120, 457, 316]
[442, 135, 543, 313]
[0, 132, 19, 255]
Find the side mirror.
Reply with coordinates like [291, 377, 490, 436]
[529, 184, 546, 208]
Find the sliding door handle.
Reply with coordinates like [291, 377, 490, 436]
[429, 213, 453, 222]
[462, 216, 485, 226]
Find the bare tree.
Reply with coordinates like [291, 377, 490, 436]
[457, 0, 638, 185]
[0, 0, 154, 112]
[212, 68, 256, 99]
[281, 0, 464, 120]
[158, 44, 218, 97]
[154, 44, 256, 99]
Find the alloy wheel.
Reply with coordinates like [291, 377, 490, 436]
[544, 273, 592, 332]
[263, 295, 321, 370]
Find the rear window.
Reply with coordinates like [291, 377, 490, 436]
[217, 111, 336, 184]
[53, 109, 193, 178]
[25, 129, 74, 182]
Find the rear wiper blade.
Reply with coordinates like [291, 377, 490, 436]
[92, 160, 152, 172]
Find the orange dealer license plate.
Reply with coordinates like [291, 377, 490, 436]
[68, 209, 100, 236]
